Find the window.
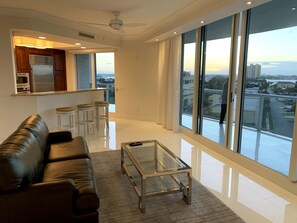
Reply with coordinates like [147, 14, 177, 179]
[238, 0, 297, 175]
[199, 16, 233, 145]
[76, 54, 92, 89]
[180, 30, 196, 129]
[179, 0, 297, 178]
[95, 52, 115, 112]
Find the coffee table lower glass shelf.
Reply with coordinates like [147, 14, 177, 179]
[121, 140, 192, 213]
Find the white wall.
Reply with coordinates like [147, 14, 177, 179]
[0, 17, 38, 142]
[114, 40, 159, 122]
[65, 52, 76, 91]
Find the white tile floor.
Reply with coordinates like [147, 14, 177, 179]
[81, 118, 297, 223]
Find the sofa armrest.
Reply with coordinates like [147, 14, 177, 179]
[48, 131, 72, 144]
[0, 179, 76, 223]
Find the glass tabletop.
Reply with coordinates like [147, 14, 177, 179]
[124, 140, 189, 174]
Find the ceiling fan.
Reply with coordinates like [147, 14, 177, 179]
[82, 11, 144, 31]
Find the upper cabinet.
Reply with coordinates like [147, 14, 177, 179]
[15, 46, 67, 91]
[15, 47, 30, 73]
[53, 50, 66, 71]
[53, 49, 67, 91]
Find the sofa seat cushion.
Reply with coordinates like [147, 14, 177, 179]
[47, 136, 90, 162]
[43, 158, 99, 212]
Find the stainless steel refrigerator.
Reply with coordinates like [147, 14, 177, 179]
[29, 55, 54, 92]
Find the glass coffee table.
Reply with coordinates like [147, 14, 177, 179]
[121, 140, 192, 213]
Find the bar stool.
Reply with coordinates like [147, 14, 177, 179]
[77, 103, 95, 136]
[95, 101, 109, 129]
[56, 106, 76, 136]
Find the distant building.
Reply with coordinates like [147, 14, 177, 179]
[182, 73, 194, 113]
[246, 64, 261, 79]
[276, 81, 295, 89]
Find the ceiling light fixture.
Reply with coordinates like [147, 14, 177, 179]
[45, 40, 53, 48]
[81, 46, 86, 49]
[200, 20, 205, 24]
[246, 1, 253, 5]
[155, 38, 159, 41]
[38, 36, 46, 39]
[292, 7, 296, 11]
[14, 37, 53, 49]
[75, 42, 81, 46]
[36, 39, 46, 48]
[173, 31, 177, 35]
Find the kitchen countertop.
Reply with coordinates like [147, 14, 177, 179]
[12, 88, 106, 96]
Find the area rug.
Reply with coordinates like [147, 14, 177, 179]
[90, 151, 245, 223]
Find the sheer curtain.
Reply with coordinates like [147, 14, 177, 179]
[157, 35, 182, 132]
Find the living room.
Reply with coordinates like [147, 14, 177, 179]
[1, 0, 297, 222]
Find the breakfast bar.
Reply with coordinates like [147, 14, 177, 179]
[12, 89, 106, 131]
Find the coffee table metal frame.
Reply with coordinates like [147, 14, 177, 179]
[121, 140, 192, 213]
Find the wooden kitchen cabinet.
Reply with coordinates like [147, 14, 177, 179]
[53, 49, 66, 71]
[15, 47, 67, 91]
[15, 46, 30, 73]
[54, 73, 67, 91]
[53, 49, 67, 91]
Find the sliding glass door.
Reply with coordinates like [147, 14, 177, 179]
[238, 0, 297, 175]
[95, 52, 115, 112]
[180, 30, 196, 129]
[179, 0, 297, 178]
[199, 16, 233, 145]
[76, 54, 92, 89]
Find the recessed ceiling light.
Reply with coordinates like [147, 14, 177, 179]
[38, 36, 46, 39]
[155, 38, 159, 41]
[81, 46, 86, 49]
[292, 7, 296, 11]
[173, 31, 177, 35]
[200, 20, 205, 24]
[246, 1, 253, 5]
[75, 42, 81, 46]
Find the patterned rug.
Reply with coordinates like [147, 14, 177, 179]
[90, 151, 245, 223]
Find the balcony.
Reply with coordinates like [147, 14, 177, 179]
[181, 90, 295, 176]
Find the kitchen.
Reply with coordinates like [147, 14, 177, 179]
[12, 41, 105, 132]
[15, 45, 67, 93]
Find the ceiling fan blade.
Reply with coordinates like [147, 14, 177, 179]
[80, 22, 109, 26]
[123, 23, 146, 27]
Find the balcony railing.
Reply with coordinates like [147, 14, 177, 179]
[181, 89, 296, 138]
[181, 89, 296, 175]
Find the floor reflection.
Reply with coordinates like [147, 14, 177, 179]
[82, 118, 297, 223]
[183, 115, 291, 176]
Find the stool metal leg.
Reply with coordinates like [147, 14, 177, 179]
[77, 111, 80, 135]
[96, 106, 100, 129]
[58, 114, 62, 129]
[83, 109, 87, 136]
[105, 106, 109, 129]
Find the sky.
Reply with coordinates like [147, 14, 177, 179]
[95, 26, 297, 76]
[183, 26, 297, 76]
[95, 52, 115, 75]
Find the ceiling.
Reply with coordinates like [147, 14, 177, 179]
[0, 0, 270, 50]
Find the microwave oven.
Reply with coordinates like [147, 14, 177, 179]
[16, 73, 30, 92]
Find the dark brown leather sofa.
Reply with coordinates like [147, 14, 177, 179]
[0, 115, 99, 223]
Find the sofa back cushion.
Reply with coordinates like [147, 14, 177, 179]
[18, 114, 50, 155]
[0, 128, 43, 192]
